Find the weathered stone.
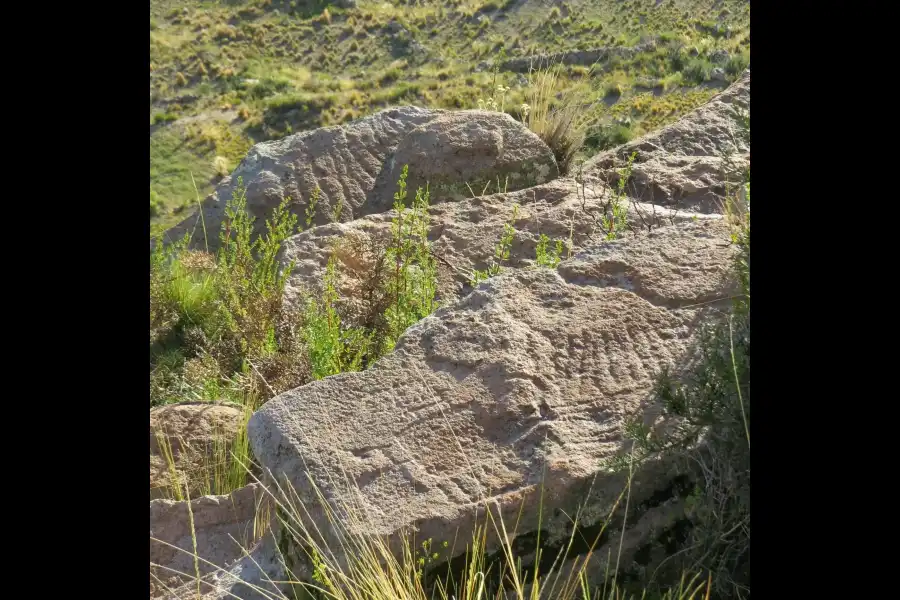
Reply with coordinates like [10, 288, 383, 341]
[584, 69, 750, 211]
[367, 110, 558, 213]
[250, 218, 738, 579]
[154, 69, 751, 599]
[159, 107, 443, 252]
[150, 483, 271, 598]
[278, 175, 721, 315]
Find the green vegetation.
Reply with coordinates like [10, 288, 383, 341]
[150, 164, 438, 406]
[150, 0, 750, 231]
[301, 165, 438, 378]
[535, 233, 564, 268]
[150, 176, 306, 408]
[602, 151, 636, 240]
[384, 165, 439, 351]
[470, 203, 519, 285]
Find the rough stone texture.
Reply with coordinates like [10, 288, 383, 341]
[150, 402, 247, 500]
[277, 72, 749, 312]
[278, 177, 722, 315]
[150, 483, 271, 598]
[162, 530, 285, 600]
[583, 70, 750, 213]
[154, 71, 751, 598]
[159, 107, 443, 252]
[159, 107, 559, 255]
[367, 111, 559, 214]
[251, 218, 738, 577]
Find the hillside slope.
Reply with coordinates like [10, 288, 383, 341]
[149, 0, 749, 234]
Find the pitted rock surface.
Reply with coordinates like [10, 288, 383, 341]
[250, 219, 737, 570]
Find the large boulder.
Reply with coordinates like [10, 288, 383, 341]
[150, 402, 247, 500]
[159, 107, 560, 254]
[249, 218, 738, 580]
[367, 110, 559, 213]
[158, 107, 443, 251]
[277, 176, 721, 316]
[276, 72, 750, 313]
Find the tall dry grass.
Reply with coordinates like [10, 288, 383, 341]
[524, 62, 602, 175]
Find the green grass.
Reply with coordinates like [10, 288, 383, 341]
[152, 398, 255, 501]
[150, 0, 750, 233]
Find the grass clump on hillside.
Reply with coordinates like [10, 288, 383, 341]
[523, 63, 598, 175]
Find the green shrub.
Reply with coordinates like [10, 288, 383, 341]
[600, 152, 636, 240]
[302, 254, 370, 380]
[682, 58, 712, 84]
[534, 233, 563, 268]
[149, 178, 306, 406]
[471, 204, 518, 285]
[248, 77, 293, 100]
[152, 112, 178, 125]
[724, 51, 749, 77]
[586, 123, 634, 153]
[149, 191, 165, 218]
[301, 165, 438, 374]
[383, 165, 438, 353]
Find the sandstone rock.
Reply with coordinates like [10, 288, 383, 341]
[150, 402, 247, 500]
[162, 532, 285, 600]
[249, 218, 738, 580]
[278, 176, 721, 315]
[159, 108, 561, 254]
[368, 111, 559, 214]
[584, 69, 750, 211]
[159, 107, 443, 252]
[154, 68, 751, 599]
[276, 72, 749, 313]
[150, 483, 272, 598]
